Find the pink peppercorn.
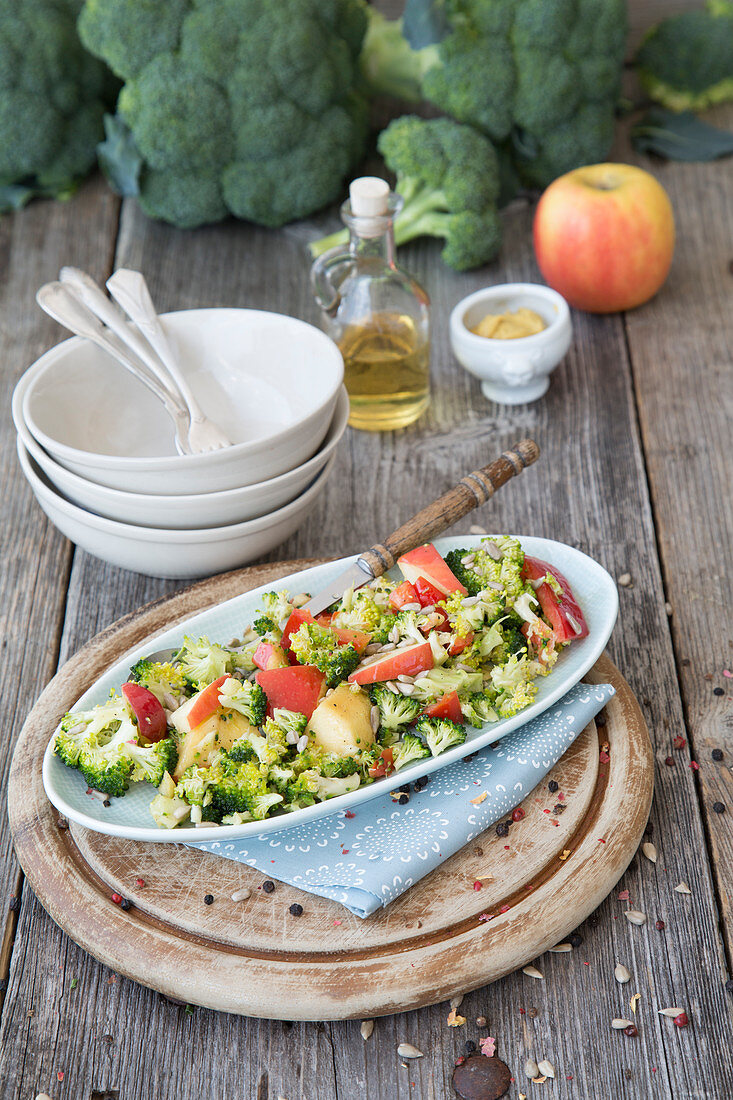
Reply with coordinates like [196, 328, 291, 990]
[512, 807, 525, 822]
[674, 1012, 689, 1028]
[111, 893, 122, 905]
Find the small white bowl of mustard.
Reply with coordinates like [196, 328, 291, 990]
[450, 283, 572, 404]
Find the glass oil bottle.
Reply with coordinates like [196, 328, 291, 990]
[311, 177, 430, 431]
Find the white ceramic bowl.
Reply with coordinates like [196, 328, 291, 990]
[20, 308, 343, 493]
[17, 439, 336, 579]
[14, 374, 348, 528]
[450, 284, 572, 404]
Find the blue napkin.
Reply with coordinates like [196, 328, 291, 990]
[187, 681, 614, 918]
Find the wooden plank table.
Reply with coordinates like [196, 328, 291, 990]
[1, 38, 732, 1100]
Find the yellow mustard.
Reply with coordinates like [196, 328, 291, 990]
[471, 307, 546, 340]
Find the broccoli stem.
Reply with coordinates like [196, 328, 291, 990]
[309, 181, 449, 259]
[359, 11, 439, 102]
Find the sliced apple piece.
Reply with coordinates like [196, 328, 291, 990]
[253, 642, 289, 671]
[172, 709, 256, 780]
[121, 681, 167, 743]
[256, 664, 326, 719]
[348, 639, 434, 685]
[397, 543, 467, 596]
[307, 683, 374, 757]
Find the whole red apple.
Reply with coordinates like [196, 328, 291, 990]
[533, 163, 675, 313]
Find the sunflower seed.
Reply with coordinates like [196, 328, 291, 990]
[291, 593, 310, 607]
[455, 662, 476, 673]
[612, 1019, 633, 1029]
[625, 910, 647, 925]
[231, 888, 251, 902]
[565, 612, 583, 636]
[524, 1059, 539, 1079]
[379, 642, 396, 652]
[421, 604, 435, 614]
[163, 691, 179, 710]
[615, 964, 631, 984]
[296, 734, 309, 753]
[659, 1007, 685, 1017]
[398, 683, 415, 696]
[674, 882, 692, 894]
[462, 595, 479, 607]
[538, 1060, 555, 1078]
[397, 1043, 423, 1059]
[469, 525, 487, 535]
[618, 573, 632, 587]
[401, 602, 422, 612]
[642, 841, 658, 864]
[549, 944, 572, 953]
[389, 627, 400, 644]
[365, 643, 382, 655]
[485, 580, 504, 591]
[370, 706, 380, 733]
[360, 1019, 374, 1040]
[285, 729, 298, 744]
[397, 674, 415, 684]
[522, 965, 544, 979]
[461, 555, 476, 566]
[386, 681, 400, 694]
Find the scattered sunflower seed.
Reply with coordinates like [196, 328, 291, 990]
[485, 580, 504, 591]
[364, 643, 382, 655]
[397, 683, 416, 696]
[675, 882, 692, 894]
[618, 573, 632, 587]
[397, 674, 415, 684]
[461, 555, 476, 566]
[612, 1019, 633, 1029]
[469, 525, 486, 535]
[665, 602, 673, 616]
[625, 910, 647, 926]
[538, 1060, 555, 1078]
[386, 681, 400, 694]
[401, 602, 422, 612]
[565, 612, 583, 636]
[380, 642, 397, 653]
[461, 595, 479, 607]
[659, 1007, 685, 1017]
[522, 965, 544, 980]
[615, 964, 631, 984]
[525, 1059, 539, 1079]
[642, 841, 658, 864]
[486, 541, 503, 561]
[397, 1043, 424, 1059]
[360, 1019, 374, 1040]
[231, 888, 251, 902]
[370, 706, 380, 733]
[549, 943, 573, 953]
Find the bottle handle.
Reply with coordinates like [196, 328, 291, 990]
[310, 248, 347, 317]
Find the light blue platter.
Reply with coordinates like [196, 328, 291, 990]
[42, 535, 618, 843]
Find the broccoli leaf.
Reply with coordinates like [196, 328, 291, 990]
[403, 0, 450, 49]
[97, 113, 142, 196]
[631, 108, 733, 162]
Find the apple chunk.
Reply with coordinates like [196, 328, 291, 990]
[308, 683, 374, 757]
[397, 543, 467, 596]
[348, 639, 434, 685]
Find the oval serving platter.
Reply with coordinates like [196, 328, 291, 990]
[42, 535, 618, 843]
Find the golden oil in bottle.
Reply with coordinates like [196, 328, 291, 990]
[338, 311, 430, 431]
[311, 177, 431, 432]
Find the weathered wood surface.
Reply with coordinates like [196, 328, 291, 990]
[1, 15, 732, 1100]
[8, 541, 654, 1019]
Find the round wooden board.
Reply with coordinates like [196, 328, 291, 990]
[9, 559, 654, 1020]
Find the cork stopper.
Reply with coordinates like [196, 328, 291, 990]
[349, 177, 390, 217]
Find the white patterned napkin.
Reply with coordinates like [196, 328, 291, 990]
[187, 681, 614, 917]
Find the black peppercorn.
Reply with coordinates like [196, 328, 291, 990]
[725, 978, 733, 995]
[120, 898, 132, 911]
[495, 821, 509, 837]
[548, 779, 559, 792]
[569, 933, 583, 947]
[262, 881, 275, 894]
[713, 687, 724, 696]
[465, 1039, 476, 1053]
[398, 794, 409, 805]
[713, 802, 726, 814]
[203, 894, 214, 905]
[289, 903, 303, 916]
[712, 748, 724, 761]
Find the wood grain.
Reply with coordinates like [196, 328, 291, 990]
[361, 438, 539, 573]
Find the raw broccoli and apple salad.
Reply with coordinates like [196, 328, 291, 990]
[53, 538, 588, 829]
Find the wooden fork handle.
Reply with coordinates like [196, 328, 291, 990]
[359, 439, 540, 578]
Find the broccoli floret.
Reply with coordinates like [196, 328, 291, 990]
[444, 538, 526, 602]
[360, 1, 626, 191]
[208, 759, 284, 820]
[289, 621, 360, 688]
[411, 666, 483, 703]
[79, 0, 370, 229]
[490, 653, 538, 719]
[271, 708, 308, 739]
[173, 635, 232, 690]
[460, 692, 499, 727]
[217, 677, 267, 726]
[0, 0, 116, 214]
[414, 716, 467, 757]
[496, 680, 537, 719]
[635, 1, 733, 112]
[392, 733, 431, 771]
[253, 616, 276, 637]
[54, 697, 139, 796]
[313, 773, 361, 799]
[320, 753, 360, 779]
[370, 684, 421, 731]
[369, 613, 398, 646]
[127, 738, 178, 786]
[226, 728, 281, 769]
[332, 587, 394, 635]
[128, 658, 188, 705]
[176, 765, 210, 807]
[310, 115, 502, 271]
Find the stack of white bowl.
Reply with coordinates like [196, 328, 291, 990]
[12, 308, 348, 578]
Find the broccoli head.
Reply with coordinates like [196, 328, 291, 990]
[218, 677, 268, 727]
[392, 733, 431, 771]
[360, 0, 627, 190]
[128, 658, 188, 705]
[370, 684, 421, 731]
[414, 716, 467, 756]
[127, 738, 178, 786]
[54, 695, 157, 796]
[78, 0, 370, 228]
[444, 536, 526, 601]
[635, 1, 733, 112]
[289, 621, 360, 687]
[173, 635, 232, 690]
[460, 692, 499, 727]
[0, 0, 117, 214]
[310, 115, 503, 271]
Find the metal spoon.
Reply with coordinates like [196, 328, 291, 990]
[36, 282, 192, 456]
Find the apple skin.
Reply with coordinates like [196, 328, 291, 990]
[533, 163, 675, 313]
